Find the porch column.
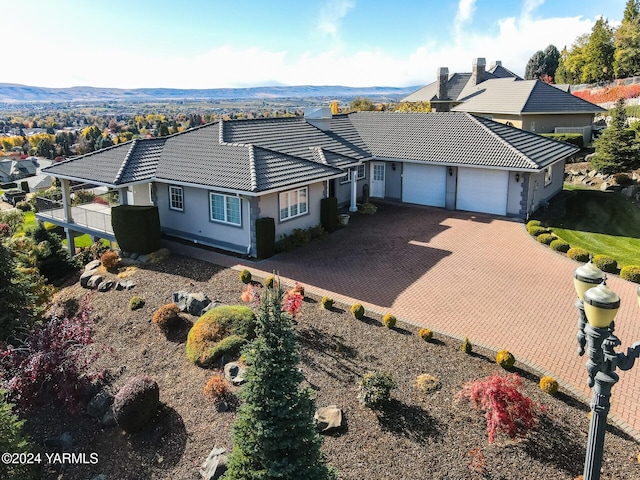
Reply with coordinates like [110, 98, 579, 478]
[349, 167, 358, 212]
[65, 228, 75, 255]
[60, 178, 73, 223]
[118, 187, 128, 205]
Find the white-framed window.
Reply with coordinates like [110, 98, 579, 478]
[169, 185, 184, 211]
[339, 164, 366, 184]
[279, 187, 308, 221]
[544, 165, 553, 187]
[209, 192, 241, 226]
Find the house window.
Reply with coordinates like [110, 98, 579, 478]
[544, 165, 553, 187]
[279, 187, 308, 221]
[169, 185, 183, 211]
[340, 164, 366, 184]
[210, 192, 241, 226]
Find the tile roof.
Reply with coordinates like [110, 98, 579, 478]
[453, 78, 606, 115]
[401, 73, 473, 102]
[346, 111, 578, 170]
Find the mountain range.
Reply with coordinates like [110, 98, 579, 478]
[0, 83, 420, 103]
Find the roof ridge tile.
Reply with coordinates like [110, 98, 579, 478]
[113, 139, 137, 184]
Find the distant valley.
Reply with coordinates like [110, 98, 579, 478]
[0, 83, 419, 104]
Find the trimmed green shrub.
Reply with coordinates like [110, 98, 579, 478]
[526, 220, 541, 228]
[0, 389, 32, 479]
[550, 239, 570, 253]
[27, 224, 78, 283]
[186, 305, 256, 366]
[592, 254, 618, 273]
[382, 313, 396, 328]
[320, 296, 334, 309]
[276, 225, 326, 252]
[350, 303, 365, 319]
[536, 233, 556, 245]
[239, 269, 252, 284]
[129, 296, 145, 310]
[496, 349, 515, 369]
[111, 205, 161, 254]
[264, 275, 275, 288]
[539, 132, 584, 148]
[255, 217, 275, 259]
[539, 376, 559, 395]
[415, 374, 441, 393]
[462, 337, 473, 354]
[418, 328, 433, 341]
[358, 202, 377, 215]
[320, 196, 338, 233]
[112, 375, 160, 433]
[15, 201, 31, 212]
[567, 247, 591, 262]
[527, 225, 548, 236]
[358, 371, 396, 409]
[621, 265, 640, 283]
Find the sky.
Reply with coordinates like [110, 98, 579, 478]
[0, 0, 628, 89]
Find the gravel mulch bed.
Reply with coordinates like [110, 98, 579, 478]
[24, 254, 640, 479]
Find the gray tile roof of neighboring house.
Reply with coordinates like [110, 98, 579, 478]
[221, 117, 370, 161]
[154, 124, 342, 192]
[346, 111, 578, 170]
[487, 63, 522, 79]
[401, 73, 473, 102]
[452, 78, 606, 115]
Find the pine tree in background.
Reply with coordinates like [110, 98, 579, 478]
[27, 224, 78, 284]
[592, 97, 639, 174]
[614, 0, 640, 77]
[223, 282, 335, 480]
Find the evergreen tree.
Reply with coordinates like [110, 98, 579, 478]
[623, 0, 640, 22]
[582, 18, 615, 83]
[524, 50, 545, 80]
[223, 283, 335, 480]
[614, 0, 640, 77]
[592, 97, 639, 174]
[27, 224, 78, 283]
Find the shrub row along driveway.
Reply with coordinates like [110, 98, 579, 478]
[167, 201, 640, 439]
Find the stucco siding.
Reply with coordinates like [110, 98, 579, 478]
[523, 113, 594, 133]
[525, 160, 565, 214]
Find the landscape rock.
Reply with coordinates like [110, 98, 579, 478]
[137, 254, 149, 263]
[201, 301, 222, 314]
[44, 431, 74, 449]
[101, 406, 117, 427]
[573, 175, 585, 184]
[87, 275, 104, 289]
[224, 361, 247, 386]
[600, 182, 613, 191]
[116, 280, 136, 291]
[588, 169, 597, 178]
[84, 259, 102, 272]
[186, 292, 212, 316]
[98, 280, 115, 292]
[584, 153, 596, 163]
[130, 252, 139, 260]
[87, 391, 113, 418]
[199, 447, 227, 480]
[622, 185, 639, 198]
[314, 405, 344, 433]
[173, 291, 189, 311]
[80, 271, 94, 288]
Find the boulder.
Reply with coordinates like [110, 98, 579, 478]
[115, 280, 136, 291]
[201, 301, 222, 315]
[101, 406, 117, 427]
[98, 280, 115, 292]
[84, 259, 102, 272]
[600, 182, 613, 191]
[87, 275, 104, 289]
[79, 271, 94, 288]
[186, 292, 212, 316]
[588, 169, 598, 178]
[137, 254, 149, 263]
[173, 291, 189, 311]
[200, 447, 227, 480]
[622, 185, 639, 198]
[224, 362, 247, 386]
[573, 175, 585, 184]
[585, 153, 596, 163]
[314, 405, 344, 433]
[87, 391, 113, 418]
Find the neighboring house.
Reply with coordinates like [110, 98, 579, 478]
[39, 109, 578, 257]
[0, 156, 38, 183]
[403, 58, 605, 145]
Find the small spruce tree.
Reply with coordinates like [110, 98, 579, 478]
[592, 97, 639, 174]
[27, 224, 78, 283]
[223, 282, 335, 480]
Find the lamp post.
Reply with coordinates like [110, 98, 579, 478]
[574, 261, 640, 480]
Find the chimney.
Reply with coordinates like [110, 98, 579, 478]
[304, 106, 332, 131]
[436, 67, 449, 100]
[471, 57, 486, 85]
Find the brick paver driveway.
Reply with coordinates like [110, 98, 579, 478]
[169, 201, 640, 438]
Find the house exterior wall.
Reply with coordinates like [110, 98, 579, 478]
[257, 182, 325, 241]
[335, 163, 368, 207]
[521, 113, 594, 133]
[127, 184, 153, 206]
[156, 182, 251, 253]
[525, 160, 565, 215]
[487, 114, 523, 129]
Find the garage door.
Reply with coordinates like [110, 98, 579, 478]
[456, 168, 508, 215]
[402, 163, 446, 207]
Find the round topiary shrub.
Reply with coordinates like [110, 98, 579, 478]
[612, 173, 633, 186]
[415, 374, 441, 393]
[418, 328, 433, 341]
[350, 303, 365, 319]
[621, 265, 640, 283]
[526, 220, 542, 228]
[496, 349, 515, 369]
[203, 374, 231, 403]
[101, 250, 120, 270]
[358, 371, 396, 409]
[129, 296, 145, 311]
[550, 239, 570, 253]
[264, 275, 274, 288]
[152, 303, 181, 332]
[320, 296, 334, 309]
[539, 376, 559, 395]
[536, 233, 556, 245]
[239, 269, 252, 284]
[186, 305, 256, 366]
[592, 254, 618, 274]
[461, 337, 473, 354]
[567, 247, 591, 262]
[15, 201, 31, 212]
[527, 225, 548, 237]
[113, 375, 160, 433]
[382, 313, 396, 328]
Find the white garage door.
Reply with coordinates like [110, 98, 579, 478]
[402, 163, 446, 207]
[456, 168, 509, 215]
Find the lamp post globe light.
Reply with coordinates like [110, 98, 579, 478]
[574, 261, 640, 480]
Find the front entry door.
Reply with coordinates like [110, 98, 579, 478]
[370, 162, 385, 198]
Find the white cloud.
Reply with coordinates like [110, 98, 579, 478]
[521, 0, 545, 20]
[317, 0, 355, 37]
[455, 0, 477, 26]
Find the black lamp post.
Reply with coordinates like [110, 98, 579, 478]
[574, 261, 640, 480]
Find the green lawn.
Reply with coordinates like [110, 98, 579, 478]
[532, 188, 640, 267]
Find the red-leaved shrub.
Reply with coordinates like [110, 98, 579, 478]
[283, 288, 303, 317]
[0, 296, 102, 412]
[456, 374, 540, 442]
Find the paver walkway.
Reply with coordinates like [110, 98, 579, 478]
[165, 201, 640, 440]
